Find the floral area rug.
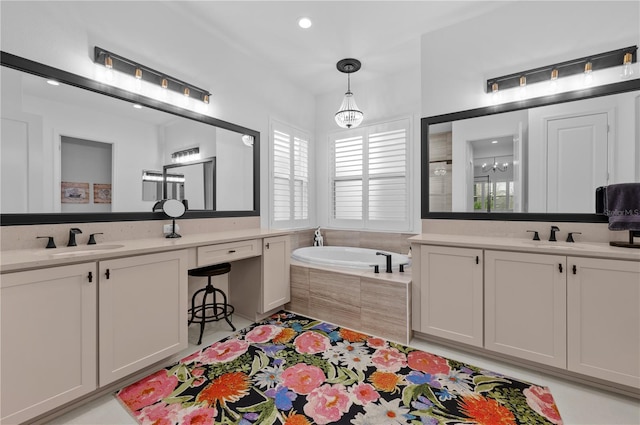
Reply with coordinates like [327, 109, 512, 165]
[116, 311, 563, 424]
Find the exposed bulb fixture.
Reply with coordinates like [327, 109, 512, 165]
[485, 46, 637, 97]
[517, 75, 527, 99]
[171, 147, 200, 163]
[46, 79, 60, 86]
[93, 47, 211, 108]
[335, 58, 364, 129]
[621, 52, 634, 79]
[242, 135, 254, 147]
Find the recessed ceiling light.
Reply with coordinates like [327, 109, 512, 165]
[133, 104, 143, 109]
[298, 17, 312, 29]
[46, 80, 60, 86]
[491, 140, 498, 144]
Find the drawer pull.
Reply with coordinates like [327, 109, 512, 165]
[88, 271, 93, 282]
[572, 265, 577, 275]
[476, 256, 479, 264]
[105, 269, 110, 279]
[266, 243, 270, 249]
[558, 263, 563, 273]
[228, 249, 236, 253]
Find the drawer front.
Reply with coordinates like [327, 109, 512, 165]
[197, 239, 261, 266]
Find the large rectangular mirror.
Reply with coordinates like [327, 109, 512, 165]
[0, 52, 259, 225]
[422, 79, 640, 222]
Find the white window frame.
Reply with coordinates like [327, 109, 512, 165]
[329, 117, 411, 231]
[269, 119, 311, 229]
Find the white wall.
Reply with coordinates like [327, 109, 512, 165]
[0, 1, 316, 226]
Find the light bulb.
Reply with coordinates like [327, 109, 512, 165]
[583, 62, 594, 86]
[549, 69, 559, 93]
[621, 53, 634, 79]
[517, 76, 527, 99]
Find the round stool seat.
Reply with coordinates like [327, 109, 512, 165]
[188, 262, 234, 345]
[189, 262, 231, 277]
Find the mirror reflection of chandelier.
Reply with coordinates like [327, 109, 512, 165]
[481, 157, 509, 173]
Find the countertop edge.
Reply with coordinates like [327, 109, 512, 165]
[409, 234, 640, 261]
[1, 228, 291, 273]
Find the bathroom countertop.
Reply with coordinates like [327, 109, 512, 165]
[409, 233, 640, 261]
[0, 228, 290, 273]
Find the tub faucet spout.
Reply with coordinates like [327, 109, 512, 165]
[376, 252, 393, 273]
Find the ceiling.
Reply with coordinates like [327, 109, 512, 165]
[171, 1, 509, 95]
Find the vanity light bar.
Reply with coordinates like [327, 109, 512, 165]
[171, 147, 201, 163]
[142, 170, 185, 183]
[94, 47, 211, 103]
[486, 45, 637, 93]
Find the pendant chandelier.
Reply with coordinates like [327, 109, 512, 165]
[335, 58, 364, 129]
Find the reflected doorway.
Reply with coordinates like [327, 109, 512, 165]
[60, 136, 112, 212]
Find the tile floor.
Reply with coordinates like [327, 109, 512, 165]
[49, 317, 640, 425]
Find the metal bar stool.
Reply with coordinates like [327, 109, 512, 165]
[188, 262, 235, 345]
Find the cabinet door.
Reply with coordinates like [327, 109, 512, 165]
[261, 235, 290, 313]
[1, 263, 96, 424]
[99, 250, 188, 386]
[420, 245, 483, 347]
[485, 250, 566, 368]
[568, 257, 640, 388]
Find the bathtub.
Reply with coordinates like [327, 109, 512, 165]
[291, 246, 410, 271]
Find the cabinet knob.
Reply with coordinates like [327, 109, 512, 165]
[105, 269, 111, 279]
[265, 243, 270, 249]
[88, 271, 93, 282]
[558, 263, 563, 273]
[572, 265, 577, 275]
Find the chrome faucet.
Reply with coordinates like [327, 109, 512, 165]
[376, 252, 393, 273]
[67, 228, 82, 247]
[549, 226, 560, 242]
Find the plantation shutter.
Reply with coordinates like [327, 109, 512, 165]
[330, 119, 410, 230]
[271, 120, 310, 228]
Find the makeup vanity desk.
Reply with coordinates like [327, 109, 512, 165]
[0, 228, 290, 425]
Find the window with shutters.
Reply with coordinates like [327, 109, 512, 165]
[330, 118, 410, 231]
[270, 120, 310, 229]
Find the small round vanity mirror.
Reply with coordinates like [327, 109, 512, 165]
[154, 199, 186, 238]
[162, 199, 186, 218]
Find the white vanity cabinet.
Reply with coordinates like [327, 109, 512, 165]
[261, 235, 291, 312]
[1, 263, 97, 425]
[98, 250, 188, 386]
[567, 257, 640, 388]
[231, 235, 291, 319]
[484, 250, 567, 368]
[419, 245, 483, 347]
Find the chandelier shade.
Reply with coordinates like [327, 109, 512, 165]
[335, 58, 364, 129]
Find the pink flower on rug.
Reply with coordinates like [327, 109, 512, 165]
[349, 382, 380, 405]
[281, 363, 326, 394]
[367, 337, 387, 349]
[137, 402, 181, 425]
[407, 351, 451, 375]
[371, 347, 407, 372]
[118, 370, 178, 411]
[303, 383, 352, 425]
[181, 406, 218, 425]
[246, 325, 282, 343]
[524, 385, 563, 424]
[191, 367, 205, 377]
[294, 331, 331, 354]
[200, 339, 248, 364]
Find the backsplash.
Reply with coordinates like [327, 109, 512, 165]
[0, 217, 260, 251]
[421, 219, 628, 244]
[289, 228, 417, 255]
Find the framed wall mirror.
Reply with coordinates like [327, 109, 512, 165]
[0, 52, 259, 225]
[422, 79, 640, 222]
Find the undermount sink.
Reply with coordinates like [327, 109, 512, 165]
[49, 244, 125, 257]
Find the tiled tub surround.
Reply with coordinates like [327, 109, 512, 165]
[410, 230, 640, 399]
[286, 261, 412, 344]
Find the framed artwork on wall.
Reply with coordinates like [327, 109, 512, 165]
[94, 183, 112, 204]
[61, 182, 89, 203]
